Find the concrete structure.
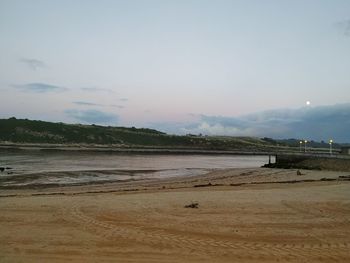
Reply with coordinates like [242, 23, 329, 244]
[340, 147, 350, 155]
[266, 154, 350, 172]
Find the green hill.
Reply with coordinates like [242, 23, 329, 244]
[2, 117, 341, 152]
[0, 117, 276, 151]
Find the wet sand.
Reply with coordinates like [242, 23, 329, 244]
[1, 168, 350, 262]
[0, 152, 270, 188]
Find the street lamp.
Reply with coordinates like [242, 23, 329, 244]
[304, 140, 307, 153]
[329, 139, 333, 155]
[299, 141, 303, 152]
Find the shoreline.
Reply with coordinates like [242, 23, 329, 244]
[1, 143, 345, 163]
[1, 167, 349, 196]
[0, 143, 275, 155]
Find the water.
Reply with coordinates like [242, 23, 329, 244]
[0, 150, 272, 188]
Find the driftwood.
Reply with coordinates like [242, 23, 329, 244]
[184, 202, 199, 209]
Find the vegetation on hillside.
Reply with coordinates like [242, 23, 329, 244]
[0, 118, 276, 150]
[0, 118, 342, 151]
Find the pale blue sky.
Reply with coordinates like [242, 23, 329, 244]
[0, 0, 349, 138]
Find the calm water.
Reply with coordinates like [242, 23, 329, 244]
[0, 150, 273, 187]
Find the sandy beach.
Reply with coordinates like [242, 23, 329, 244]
[1, 167, 350, 262]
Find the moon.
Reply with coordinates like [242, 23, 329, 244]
[306, 101, 311, 106]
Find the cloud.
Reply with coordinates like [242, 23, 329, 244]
[73, 101, 102, 106]
[119, 98, 128, 102]
[19, 58, 47, 70]
[150, 104, 350, 142]
[73, 101, 126, 109]
[81, 87, 114, 93]
[13, 83, 68, 93]
[65, 109, 119, 124]
[335, 19, 350, 36]
[110, 104, 125, 109]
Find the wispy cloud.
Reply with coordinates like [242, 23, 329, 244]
[65, 109, 119, 124]
[81, 87, 114, 93]
[73, 101, 102, 106]
[119, 98, 128, 102]
[73, 102, 126, 109]
[12, 83, 68, 93]
[19, 58, 47, 70]
[110, 104, 125, 109]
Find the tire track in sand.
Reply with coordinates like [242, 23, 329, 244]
[67, 203, 350, 261]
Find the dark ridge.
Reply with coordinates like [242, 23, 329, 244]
[1, 117, 345, 152]
[0, 117, 281, 151]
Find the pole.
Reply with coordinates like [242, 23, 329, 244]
[330, 143, 332, 155]
[304, 140, 307, 153]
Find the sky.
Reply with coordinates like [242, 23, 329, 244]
[0, 0, 350, 141]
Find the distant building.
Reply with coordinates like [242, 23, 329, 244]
[340, 147, 350, 155]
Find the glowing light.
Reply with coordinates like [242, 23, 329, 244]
[306, 101, 311, 106]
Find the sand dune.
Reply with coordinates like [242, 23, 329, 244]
[1, 168, 350, 262]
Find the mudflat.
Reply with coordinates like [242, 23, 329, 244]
[1, 168, 350, 262]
